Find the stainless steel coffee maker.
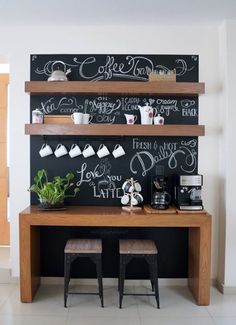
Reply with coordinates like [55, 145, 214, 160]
[174, 175, 203, 210]
[150, 174, 171, 209]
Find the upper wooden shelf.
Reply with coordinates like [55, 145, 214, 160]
[25, 81, 205, 96]
[25, 124, 205, 136]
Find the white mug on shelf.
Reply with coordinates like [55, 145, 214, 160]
[124, 114, 137, 125]
[54, 144, 68, 158]
[83, 113, 93, 124]
[39, 144, 53, 158]
[82, 144, 95, 158]
[97, 144, 110, 158]
[112, 144, 126, 158]
[69, 144, 82, 158]
[71, 112, 83, 124]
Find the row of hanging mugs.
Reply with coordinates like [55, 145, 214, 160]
[39, 143, 126, 159]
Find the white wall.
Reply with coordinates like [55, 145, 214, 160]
[0, 25, 220, 278]
[218, 20, 236, 289]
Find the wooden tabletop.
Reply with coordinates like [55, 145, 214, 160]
[20, 205, 211, 228]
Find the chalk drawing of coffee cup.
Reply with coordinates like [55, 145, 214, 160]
[181, 99, 195, 108]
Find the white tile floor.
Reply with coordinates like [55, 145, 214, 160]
[0, 284, 235, 325]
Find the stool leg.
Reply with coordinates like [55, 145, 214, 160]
[64, 254, 71, 308]
[95, 254, 104, 308]
[151, 255, 160, 309]
[119, 255, 126, 309]
[149, 264, 154, 292]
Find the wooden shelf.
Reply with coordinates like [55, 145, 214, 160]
[25, 81, 205, 96]
[25, 124, 205, 136]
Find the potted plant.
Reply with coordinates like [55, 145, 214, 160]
[29, 169, 80, 210]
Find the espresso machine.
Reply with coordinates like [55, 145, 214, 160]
[174, 175, 203, 210]
[150, 173, 171, 209]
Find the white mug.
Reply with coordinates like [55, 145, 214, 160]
[54, 144, 68, 158]
[112, 144, 125, 158]
[97, 144, 110, 158]
[124, 114, 137, 125]
[83, 113, 93, 124]
[134, 181, 142, 192]
[71, 112, 83, 124]
[82, 144, 95, 158]
[122, 180, 135, 193]
[154, 114, 165, 125]
[121, 194, 130, 205]
[39, 144, 53, 157]
[131, 193, 144, 206]
[69, 144, 82, 158]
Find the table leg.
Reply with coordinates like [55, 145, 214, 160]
[188, 215, 211, 305]
[20, 218, 40, 302]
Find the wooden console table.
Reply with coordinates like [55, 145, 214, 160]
[19, 205, 211, 305]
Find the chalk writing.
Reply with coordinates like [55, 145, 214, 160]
[130, 140, 197, 176]
[35, 97, 83, 115]
[85, 97, 121, 124]
[76, 159, 124, 199]
[74, 55, 153, 81]
[34, 56, 196, 81]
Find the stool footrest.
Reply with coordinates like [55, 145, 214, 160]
[123, 293, 156, 297]
[68, 292, 100, 295]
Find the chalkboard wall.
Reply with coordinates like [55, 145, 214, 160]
[29, 54, 199, 278]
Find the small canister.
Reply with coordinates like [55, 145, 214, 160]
[32, 109, 44, 124]
[154, 113, 164, 125]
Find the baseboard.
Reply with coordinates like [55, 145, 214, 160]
[0, 269, 18, 284]
[41, 277, 188, 286]
[216, 278, 236, 294]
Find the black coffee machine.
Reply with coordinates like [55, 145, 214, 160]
[174, 175, 203, 210]
[150, 168, 171, 209]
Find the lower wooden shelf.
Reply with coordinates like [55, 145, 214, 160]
[25, 124, 205, 136]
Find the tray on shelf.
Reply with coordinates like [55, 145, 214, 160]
[143, 204, 177, 214]
[44, 115, 71, 124]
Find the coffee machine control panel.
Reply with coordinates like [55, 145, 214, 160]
[178, 175, 203, 187]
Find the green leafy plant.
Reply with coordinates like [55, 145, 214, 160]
[29, 169, 80, 208]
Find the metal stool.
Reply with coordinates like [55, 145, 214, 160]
[119, 239, 160, 308]
[64, 238, 104, 308]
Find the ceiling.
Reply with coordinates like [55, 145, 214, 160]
[0, 0, 236, 26]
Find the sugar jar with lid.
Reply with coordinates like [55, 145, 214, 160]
[154, 114, 165, 125]
[32, 109, 44, 124]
